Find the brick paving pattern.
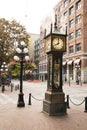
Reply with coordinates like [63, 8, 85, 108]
[0, 81, 87, 130]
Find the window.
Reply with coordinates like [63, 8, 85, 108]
[58, 7, 60, 12]
[58, 16, 62, 23]
[76, 14, 81, 24]
[58, 17, 60, 23]
[58, 4, 62, 12]
[55, 14, 57, 24]
[75, 43, 81, 52]
[64, 11, 68, 18]
[64, 11, 67, 16]
[69, 0, 73, 2]
[69, 6, 74, 15]
[69, 19, 74, 28]
[76, 28, 81, 37]
[76, 0, 81, 10]
[69, 46, 73, 53]
[59, 27, 62, 33]
[64, 0, 68, 8]
[69, 32, 74, 40]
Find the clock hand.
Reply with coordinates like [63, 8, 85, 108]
[55, 42, 59, 46]
[56, 38, 59, 45]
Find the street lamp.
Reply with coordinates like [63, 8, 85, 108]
[14, 41, 29, 107]
[1, 62, 8, 92]
[75, 64, 80, 85]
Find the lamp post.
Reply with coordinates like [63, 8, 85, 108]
[14, 41, 29, 107]
[1, 62, 8, 92]
[75, 64, 80, 85]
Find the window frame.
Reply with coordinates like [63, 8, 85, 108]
[69, 19, 74, 28]
[75, 43, 81, 52]
[69, 6, 74, 15]
[76, 28, 81, 38]
[75, 14, 81, 24]
[69, 45, 73, 53]
[76, 0, 81, 10]
[69, 32, 74, 40]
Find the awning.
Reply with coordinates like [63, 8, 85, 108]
[74, 59, 81, 64]
[63, 61, 67, 65]
[67, 60, 73, 65]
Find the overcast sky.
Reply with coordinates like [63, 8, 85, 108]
[0, 0, 60, 34]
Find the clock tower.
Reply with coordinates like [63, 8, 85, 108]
[43, 24, 67, 115]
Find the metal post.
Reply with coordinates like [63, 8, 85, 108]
[17, 59, 25, 107]
[14, 41, 29, 107]
[69, 68, 70, 86]
[84, 97, 87, 112]
[2, 85, 5, 93]
[69, 78, 70, 86]
[28, 93, 31, 105]
[11, 83, 13, 92]
[20, 60, 23, 93]
[66, 95, 70, 108]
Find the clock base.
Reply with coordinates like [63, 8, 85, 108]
[43, 91, 67, 116]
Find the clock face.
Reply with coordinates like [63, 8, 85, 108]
[45, 37, 51, 52]
[45, 35, 66, 52]
[53, 38, 63, 49]
[52, 36, 66, 51]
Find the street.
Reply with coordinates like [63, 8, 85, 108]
[0, 80, 46, 106]
[0, 80, 87, 130]
[0, 80, 87, 109]
[0, 80, 87, 110]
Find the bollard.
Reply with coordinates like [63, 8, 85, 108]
[11, 84, 13, 92]
[84, 97, 87, 112]
[66, 95, 70, 109]
[2, 85, 5, 93]
[28, 93, 31, 105]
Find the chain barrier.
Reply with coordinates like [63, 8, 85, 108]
[28, 93, 44, 105]
[66, 95, 87, 112]
[69, 97, 85, 106]
[65, 95, 87, 112]
[31, 94, 43, 101]
[28, 93, 87, 112]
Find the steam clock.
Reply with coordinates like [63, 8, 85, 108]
[43, 24, 67, 115]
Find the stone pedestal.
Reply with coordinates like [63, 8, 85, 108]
[43, 91, 67, 116]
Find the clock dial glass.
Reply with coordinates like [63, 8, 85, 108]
[52, 36, 66, 51]
[45, 37, 51, 52]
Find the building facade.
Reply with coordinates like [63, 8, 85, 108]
[39, 16, 52, 81]
[29, 33, 40, 60]
[39, 26, 47, 81]
[34, 38, 40, 79]
[39, 0, 87, 83]
[53, 0, 87, 83]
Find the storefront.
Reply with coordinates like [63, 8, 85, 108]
[63, 59, 82, 84]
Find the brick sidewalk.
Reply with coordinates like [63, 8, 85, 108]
[0, 98, 87, 130]
[0, 81, 87, 130]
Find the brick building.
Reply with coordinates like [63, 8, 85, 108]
[53, 0, 87, 83]
[34, 38, 40, 79]
[39, 0, 87, 83]
[39, 16, 52, 81]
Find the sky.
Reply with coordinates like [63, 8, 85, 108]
[0, 0, 60, 34]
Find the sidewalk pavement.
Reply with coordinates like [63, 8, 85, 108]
[0, 81, 87, 130]
[0, 100, 87, 130]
